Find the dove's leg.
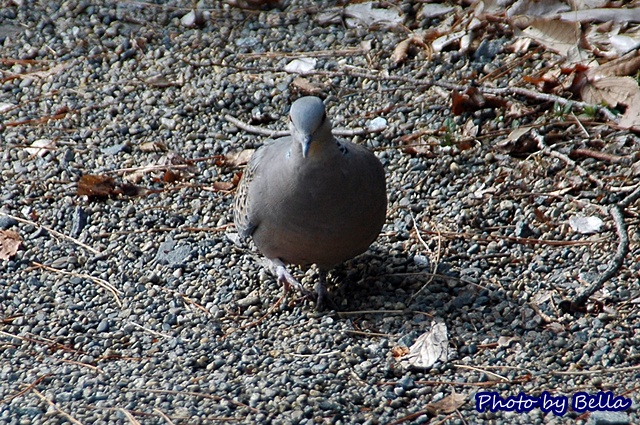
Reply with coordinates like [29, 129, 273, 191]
[267, 258, 312, 297]
[315, 272, 338, 311]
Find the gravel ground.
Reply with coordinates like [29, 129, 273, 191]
[2, 1, 640, 424]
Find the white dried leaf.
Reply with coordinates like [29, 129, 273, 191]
[344, 2, 403, 29]
[432, 30, 466, 53]
[25, 139, 55, 157]
[497, 336, 521, 347]
[422, 3, 454, 19]
[400, 322, 449, 369]
[569, 215, 604, 234]
[284, 58, 317, 74]
[507, 0, 570, 18]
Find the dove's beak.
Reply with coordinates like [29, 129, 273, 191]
[301, 135, 312, 158]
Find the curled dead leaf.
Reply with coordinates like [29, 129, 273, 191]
[399, 321, 449, 369]
[77, 175, 117, 198]
[426, 392, 466, 415]
[213, 181, 235, 191]
[0, 229, 22, 260]
[224, 149, 255, 167]
[391, 346, 411, 358]
[393, 38, 413, 64]
[77, 174, 146, 199]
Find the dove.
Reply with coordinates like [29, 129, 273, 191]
[234, 96, 386, 309]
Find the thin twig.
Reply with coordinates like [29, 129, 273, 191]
[454, 364, 510, 382]
[291, 350, 342, 358]
[127, 322, 173, 339]
[343, 330, 394, 338]
[410, 213, 441, 301]
[2, 374, 51, 404]
[131, 388, 260, 412]
[223, 114, 385, 138]
[337, 309, 409, 316]
[533, 130, 607, 189]
[32, 388, 84, 425]
[119, 408, 142, 425]
[56, 358, 103, 373]
[206, 62, 619, 122]
[552, 364, 640, 375]
[570, 148, 633, 164]
[33, 261, 123, 308]
[153, 409, 176, 425]
[570, 204, 629, 309]
[0, 211, 101, 255]
[224, 114, 287, 138]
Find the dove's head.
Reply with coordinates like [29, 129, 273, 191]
[288, 96, 333, 158]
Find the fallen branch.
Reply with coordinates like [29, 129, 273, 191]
[565, 184, 640, 311]
[33, 261, 123, 308]
[223, 114, 385, 138]
[32, 388, 84, 425]
[0, 211, 101, 256]
[533, 130, 607, 189]
[202, 61, 619, 123]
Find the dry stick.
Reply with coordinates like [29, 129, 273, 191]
[454, 364, 509, 382]
[570, 148, 633, 164]
[208, 63, 619, 122]
[570, 184, 640, 310]
[133, 388, 260, 413]
[2, 374, 51, 404]
[533, 130, 607, 189]
[32, 388, 84, 425]
[33, 261, 123, 308]
[119, 408, 142, 425]
[410, 213, 441, 301]
[0, 211, 101, 256]
[553, 364, 640, 376]
[153, 408, 176, 425]
[223, 114, 385, 138]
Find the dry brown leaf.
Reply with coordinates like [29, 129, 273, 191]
[619, 92, 640, 129]
[77, 174, 146, 199]
[426, 392, 466, 415]
[432, 30, 466, 53]
[581, 75, 639, 106]
[521, 18, 586, 62]
[452, 87, 509, 115]
[225, 149, 255, 167]
[402, 139, 436, 157]
[144, 74, 182, 88]
[213, 181, 235, 191]
[77, 174, 117, 198]
[497, 335, 521, 347]
[393, 38, 413, 64]
[0, 229, 22, 260]
[391, 346, 410, 358]
[162, 170, 181, 183]
[393, 34, 428, 64]
[291, 77, 324, 95]
[139, 141, 168, 152]
[586, 50, 640, 80]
